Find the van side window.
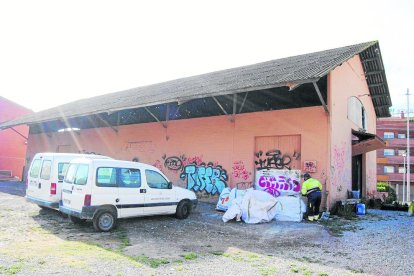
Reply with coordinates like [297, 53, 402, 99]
[58, 163, 70, 181]
[120, 168, 141, 188]
[29, 159, 42, 178]
[96, 167, 118, 187]
[64, 164, 77, 184]
[40, 160, 52, 180]
[74, 164, 89, 185]
[145, 170, 169, 189]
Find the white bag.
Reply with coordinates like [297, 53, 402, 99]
[222, 202, 243, 222]
[274, 195, 306, 222]
[216, 187, 232, 211]
[216, 187, 251, 211]
[241, 190, 280, 224]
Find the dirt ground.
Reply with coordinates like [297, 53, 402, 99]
[0, 181, 413, 276]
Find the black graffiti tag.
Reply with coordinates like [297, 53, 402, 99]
[164, 156, 183, 171]
[255, 149, 292, 170]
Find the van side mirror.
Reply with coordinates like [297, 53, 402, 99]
[168, 182, 173, 189]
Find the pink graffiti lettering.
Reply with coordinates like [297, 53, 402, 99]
[182, 155, 204, 167]
[232, 161, 251, 181]
[258, 175, 300, 196]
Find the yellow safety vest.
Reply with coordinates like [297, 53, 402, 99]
[301, 178, 322, 196]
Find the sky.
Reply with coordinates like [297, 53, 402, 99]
[0, 0, 413, 116]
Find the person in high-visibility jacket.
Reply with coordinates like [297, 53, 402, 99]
[301, 173, 322, 221]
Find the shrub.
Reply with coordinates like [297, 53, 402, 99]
[377, 182, 390, 192]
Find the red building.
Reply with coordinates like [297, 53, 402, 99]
[0, 97, 32, 180]
[377, 112, 414, 202]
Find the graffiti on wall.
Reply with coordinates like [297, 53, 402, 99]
[232, 161, 251, 180]
[255, 169, 301, 197]
[235, 181, 253, 190]
[153, 154, 231, 195]
[180, 162, 228, 195]
[163, 155, 184, 171]
[255, 149, 293, 170]
[303, 160, 317, 173]
[331, 142, 351, 194]
[155, 154, 208, 174]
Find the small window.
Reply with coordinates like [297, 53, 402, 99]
[399, 167, 406, 173]
[29, 159, 42, 178]
[58, 163, 70, 181]
[40, 160, 52, 180]
[398, 133, 406, 139]
[398, 150, 406, 156]
[64, 164, 77, 184]
[384, 149, 395, 156]
[120, 168, 141, 188]
[384, 166, 395, 174]
[145, 170, 169, 189]
[96, 167, 118, 187]
[74, 164, 89, 185]
[383, 132, 394, 139]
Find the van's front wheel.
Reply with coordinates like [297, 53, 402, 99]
[93, 210, 117, 232]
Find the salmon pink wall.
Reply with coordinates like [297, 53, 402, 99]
[328, 55, 378, 206]
[0, 97, 32, 179]
[27, 106, 329, 199]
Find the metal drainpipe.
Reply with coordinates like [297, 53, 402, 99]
[407, 88, 411, 203]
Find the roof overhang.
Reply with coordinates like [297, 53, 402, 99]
[0, 41, 392, 131]
[352, 129, 386, 156]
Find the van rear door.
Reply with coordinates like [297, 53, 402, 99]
[37, 159, 53, 200]
[56, 162, 70, 200]
[62, 163, 91, 212]
[27, 158, 42, 198]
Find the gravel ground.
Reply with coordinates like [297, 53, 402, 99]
[0, 181, 413, 276]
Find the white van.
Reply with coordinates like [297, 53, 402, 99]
[26, 153, 111, 209]
[59, 158, 197, 232]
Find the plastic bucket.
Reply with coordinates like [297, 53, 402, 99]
[356, 203, 366, 215]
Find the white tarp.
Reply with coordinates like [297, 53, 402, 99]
[216, 187, 250, 211]
[255, 169, 301, 197]
[223, 190, 280, 224]
[274, 195, 306, 222]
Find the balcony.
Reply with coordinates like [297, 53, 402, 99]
[378, 173, 414, 182]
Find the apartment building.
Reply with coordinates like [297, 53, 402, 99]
[377, 112, 414, 202]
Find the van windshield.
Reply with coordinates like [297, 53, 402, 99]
[64, 164, 77, 184]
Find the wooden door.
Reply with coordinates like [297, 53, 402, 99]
[254, 135, 301, 170]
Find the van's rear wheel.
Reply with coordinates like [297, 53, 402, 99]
[93, 210, 117, 232]
[70, 215, 86, 225]
[176, 200, 191, 219]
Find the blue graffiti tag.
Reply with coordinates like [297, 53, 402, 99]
[180, 162, 228, 195]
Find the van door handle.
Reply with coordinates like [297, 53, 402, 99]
[115, 198, 119, 203]
[38, 183, 41, 189]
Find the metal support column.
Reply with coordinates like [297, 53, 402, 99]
[312, 81, 329, 113]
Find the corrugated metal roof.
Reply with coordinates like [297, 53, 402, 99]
[0, 41, 392, 129]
